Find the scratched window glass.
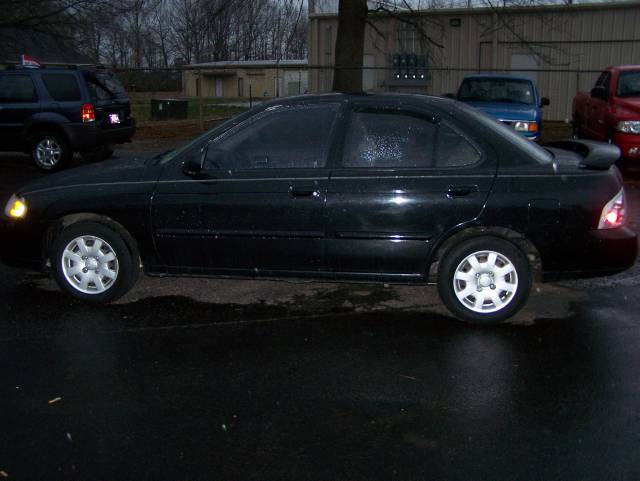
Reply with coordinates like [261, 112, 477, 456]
[342, 111, 479, 169]
[342, 111, 437, 168]
[205, 104, 339, 170]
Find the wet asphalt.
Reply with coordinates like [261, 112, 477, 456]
[1, 150, 640, 480]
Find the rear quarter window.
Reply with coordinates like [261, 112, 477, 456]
[41, 73, 82, 101]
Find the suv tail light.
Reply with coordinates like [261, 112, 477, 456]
[598, 188, 626, 229]
[81, 103, 95, 123]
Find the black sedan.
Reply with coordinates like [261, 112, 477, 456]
[1, 93, 637, 324]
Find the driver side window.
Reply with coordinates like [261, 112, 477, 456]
[204, 103, 340, 170]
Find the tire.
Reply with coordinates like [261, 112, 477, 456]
[437, 236, 532, 324]
[572, 118, 583, 139]
[81, 144, 115, 163]
[31, 131, 71, 171]
[50, 222, 139, 303]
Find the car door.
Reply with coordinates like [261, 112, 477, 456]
[0, 73, 39, 151]
[151, 102, 342, 274]
[325, 100, 496, 278]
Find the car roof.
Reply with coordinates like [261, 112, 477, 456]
[462, 74, 534, 83]
[266, 91, 457, 108]
[607, 65, 640, 72]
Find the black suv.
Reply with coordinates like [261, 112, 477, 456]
[0, 65, 135, 171]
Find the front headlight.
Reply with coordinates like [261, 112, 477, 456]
[616, 120, 640, 134]
[4, 194, 27, 219]
[513, 121, 538, 133]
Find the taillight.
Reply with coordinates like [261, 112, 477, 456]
[598, 188, 626, 229]
[81, 103, 95, 122]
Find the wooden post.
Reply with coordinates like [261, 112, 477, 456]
[198, 71, 204, 131]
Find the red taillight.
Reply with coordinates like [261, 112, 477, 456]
[81, 103, 95, 123]
[598, 188, 625, 229]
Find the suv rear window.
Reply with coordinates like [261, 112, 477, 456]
[83, 71, 127, 100]
[0, 75, 37, 103]
[42, 73, 81, 101]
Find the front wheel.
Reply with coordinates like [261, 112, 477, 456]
[438, 237, 532, 324]
[51, 222, 139, 303]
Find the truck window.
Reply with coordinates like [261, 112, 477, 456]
[617, 71, 640, 98]
[458, 78, 534, 105]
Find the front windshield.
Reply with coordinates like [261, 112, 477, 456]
[617, 71, 640, 98]
[458, 78, 535, 105]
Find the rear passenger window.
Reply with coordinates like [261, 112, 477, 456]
[42, 74, 81, 101]
[342, 110, 480, 169]
[0, 75, 37, 103]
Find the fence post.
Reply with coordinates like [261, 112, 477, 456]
[198, 70, 204, 132]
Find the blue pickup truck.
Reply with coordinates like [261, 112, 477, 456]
[451, 75, 549, 141]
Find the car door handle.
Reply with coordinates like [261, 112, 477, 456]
[447, 185, 479, 198]
[289, 186, 319, 198]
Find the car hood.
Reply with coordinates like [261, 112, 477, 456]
[463, 101, 537, 121]
[615, 97, 640, 116]
[19, 156, 161, 196]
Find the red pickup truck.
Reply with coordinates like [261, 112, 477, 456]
[572, 65, 640, 161]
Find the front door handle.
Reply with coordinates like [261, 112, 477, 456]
[447, 185, 479, 198]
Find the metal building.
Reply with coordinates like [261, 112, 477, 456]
[308, 1, 640, 120]
[182, 60, 308, 99]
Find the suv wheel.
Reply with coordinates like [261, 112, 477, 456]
[31, 132, 71, 171]
[437, 237, 532, 324]
[51, 222, 140, 303]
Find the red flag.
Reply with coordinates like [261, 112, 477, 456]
[21, 54, 41, 68]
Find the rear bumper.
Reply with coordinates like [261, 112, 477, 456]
[613, 132, 640, 160]
[543, 226, 637, 281]
[63, 119, 136, 151]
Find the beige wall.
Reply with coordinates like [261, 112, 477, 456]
[308, 3, 640, 120]
[182, 67, 308, 99]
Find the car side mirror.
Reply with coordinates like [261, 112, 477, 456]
[444, 93, 456, 99]
[182, 158, 202, 177]
[590, 86, 608, 101]
[540, 97, 550, 107]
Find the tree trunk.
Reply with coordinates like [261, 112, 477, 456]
[332, 0, 367, 92]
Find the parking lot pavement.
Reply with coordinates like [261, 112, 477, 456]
[1, 149, 640, 480]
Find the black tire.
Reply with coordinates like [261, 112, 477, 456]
[437, 236, 532, 324]
[30, 131, 71, 171]
[572, 118, 583, 139]
[50, 221, 139, 303]
[81, 144, 115, 163]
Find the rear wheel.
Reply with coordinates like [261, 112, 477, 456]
[437, 237, 532, 324]
[51, 222, 139, 303]
[31, 131, 71, 171]
[572, 118, 583, 139]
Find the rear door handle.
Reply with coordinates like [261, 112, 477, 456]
[447, 185, 479, 198]
[289, 186, 320, 198]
